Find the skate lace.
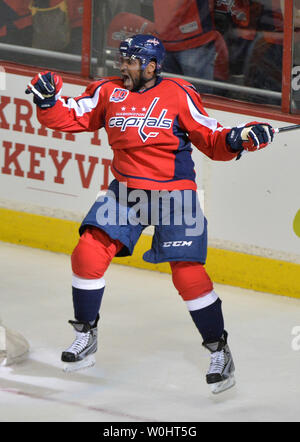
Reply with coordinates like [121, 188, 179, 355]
[208, 350, 225, 374]
[65, 331, 90, 355]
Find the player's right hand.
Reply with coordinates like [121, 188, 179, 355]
[227, 121, 274, 153]
[25, 71, 62, 108]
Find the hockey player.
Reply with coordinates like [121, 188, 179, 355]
[25, 34, 274, 394]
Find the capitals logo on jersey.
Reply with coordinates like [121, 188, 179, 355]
[108, 97, 173, 143]
[110, 88, 129, 103]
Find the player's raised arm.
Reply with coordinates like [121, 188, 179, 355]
[25, 71, 105, 133]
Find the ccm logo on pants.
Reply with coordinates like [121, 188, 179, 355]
[162, 241, 193, 247]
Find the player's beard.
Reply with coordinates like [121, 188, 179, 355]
[124, 70, 155, 92]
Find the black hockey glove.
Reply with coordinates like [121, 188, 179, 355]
[227, 121, 274, 153]
[25, 71, 62, 108]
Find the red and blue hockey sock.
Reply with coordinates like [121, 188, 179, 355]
[170, 261, 224, 341]
[70, 227, 123, 324]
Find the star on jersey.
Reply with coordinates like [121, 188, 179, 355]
[108, 97, 173, 142]
[120, 106, 147, 112]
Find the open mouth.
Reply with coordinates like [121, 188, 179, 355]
[122, 74, 132, 88]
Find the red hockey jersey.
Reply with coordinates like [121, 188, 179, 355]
[37, 76, 237, 191]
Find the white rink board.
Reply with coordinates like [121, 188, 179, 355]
[205, 109, 300, 259]
[0, 72, 299, 259]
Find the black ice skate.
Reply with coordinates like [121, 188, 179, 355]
[202, 330, 235, 394]
[61, 315, 99, 372]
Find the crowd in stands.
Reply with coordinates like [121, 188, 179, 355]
[1, 0, 297, 106]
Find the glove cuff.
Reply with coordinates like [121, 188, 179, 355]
[226, 128, 243, 152]
[33, 96, 57, 109]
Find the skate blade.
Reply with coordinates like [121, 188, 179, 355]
[63, 355, 95, 373]
[210, 374, 236, 394]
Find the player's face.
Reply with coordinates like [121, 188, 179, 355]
[120, 56, 143, 91]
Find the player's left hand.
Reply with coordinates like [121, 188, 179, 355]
[25, 71, 62, 109]
[227, 121, 274, 153]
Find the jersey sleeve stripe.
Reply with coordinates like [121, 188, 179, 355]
[60, 86, 102, 117]
[74, 79, 111, 103]
[186, 95, 218, 131]
[162, 78, 222, 131]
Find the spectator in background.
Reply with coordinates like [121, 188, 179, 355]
[214, 0, 292, 106]
[106, 12, 155, 50]
[214, 0, 263, 83]
[106, 0, 142, 17]
[29, 0, 83, 53]
[241, 0, 284, 104]
[0, 0, 84, 54]
[0, 0, 32, 46]
[64, 0, 84, 54]
[153, 0, 229, 92]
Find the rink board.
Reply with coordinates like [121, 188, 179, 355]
[0, 207, 299, 299]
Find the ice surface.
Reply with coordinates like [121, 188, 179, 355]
[1, 241, 300, 422]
